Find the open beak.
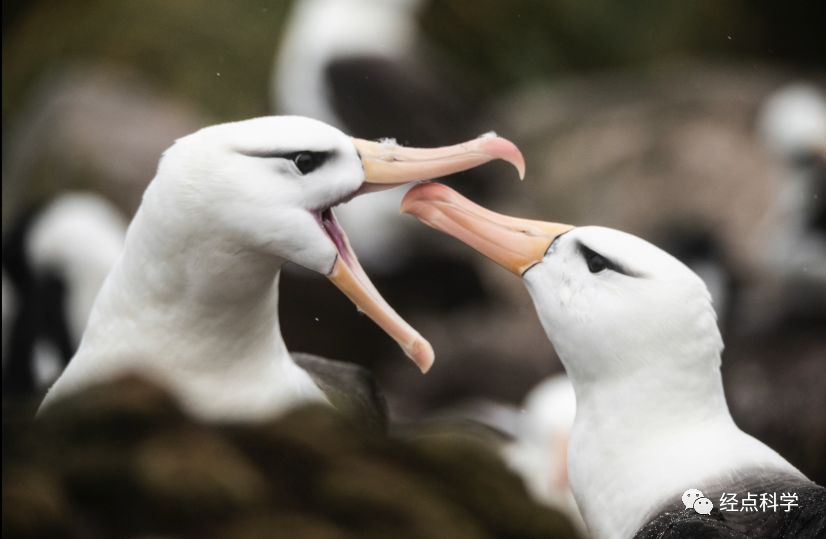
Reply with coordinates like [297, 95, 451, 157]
[326, 135, 525, 374]
[401, 183, 574, 276]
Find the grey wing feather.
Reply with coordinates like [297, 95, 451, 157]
[293, 352, 389, 433]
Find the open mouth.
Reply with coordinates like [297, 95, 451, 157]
[315, 205, 435, 373]
[318, 208, 352, 265]
[306, 132, 524, 374]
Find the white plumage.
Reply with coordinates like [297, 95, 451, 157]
[523, 226, 803, 538]
[42, 119, 343, 420]
[39, 117, 523, 422]
[402, 183, 815, 539]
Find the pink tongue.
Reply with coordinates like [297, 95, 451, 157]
[322, 211, 354, 265]
[323, 210, 434, 373]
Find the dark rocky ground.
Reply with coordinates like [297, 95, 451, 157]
[3, 376, 581, 539]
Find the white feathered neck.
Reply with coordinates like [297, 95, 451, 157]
[40, 178, 327, 421]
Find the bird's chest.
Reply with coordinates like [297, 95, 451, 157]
[568, 418, 705, 538]
[163, 354, 329, 421]
[568, 423, 653, 538]
[71, 319, 328, 422]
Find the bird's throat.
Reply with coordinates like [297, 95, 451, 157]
[79, 205, 294, 379]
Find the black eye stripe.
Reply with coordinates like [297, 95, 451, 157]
[239, 149, 332, 175]
[579, 243, 633, 276]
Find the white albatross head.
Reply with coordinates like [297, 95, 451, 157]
[152, 117, 524, 373]
[401, 183, 723, 384]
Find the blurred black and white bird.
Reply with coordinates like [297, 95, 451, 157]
[755, 83, 826, 317]
[2, 192, 127, 396]
[273, 0, 502, 272]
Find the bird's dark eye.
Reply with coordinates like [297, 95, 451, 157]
[239, 149, 331, 174]
[586, 252, 610, 273]
[581, 245, 614, 274]
[292, 152, 316, 174]
[289, 151, 328, 175]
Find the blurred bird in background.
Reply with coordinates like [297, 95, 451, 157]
[753, 83, 826, 325]
[2, 192, 126, 396]
[274, 0, 498, 271]
[503, 374, 583, 532]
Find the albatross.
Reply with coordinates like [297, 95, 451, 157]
[2, 192, 127, 395]
[402, 183, 825, 538]
[38, 117, 524, 422]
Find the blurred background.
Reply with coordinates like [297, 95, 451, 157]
[3, 0, 826, 527]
